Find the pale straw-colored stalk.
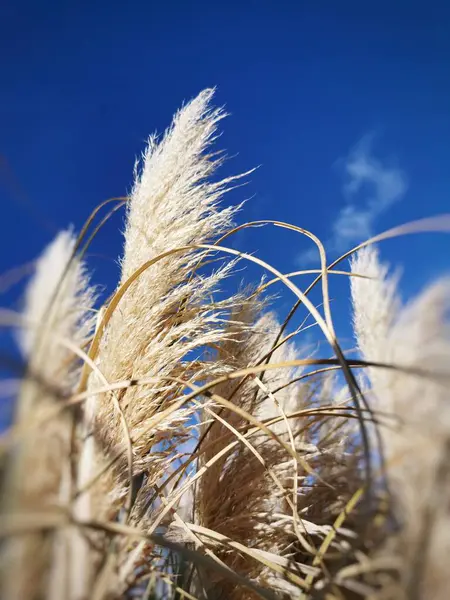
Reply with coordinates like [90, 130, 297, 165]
[1, 229, 96, 600]
[193, 307, 311, 599]
[351, 246, 450, 599]
[75, 89, 251, 598]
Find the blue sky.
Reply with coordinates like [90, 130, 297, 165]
[1, 1, 449, 355]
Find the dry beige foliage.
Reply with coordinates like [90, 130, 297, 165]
[1, 90, 450, 600]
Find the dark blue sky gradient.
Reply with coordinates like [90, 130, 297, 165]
[1, 1, 449, 346]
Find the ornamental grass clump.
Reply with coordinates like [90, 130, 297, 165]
[1, 89, 449, 600]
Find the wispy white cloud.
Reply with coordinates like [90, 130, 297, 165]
[298, 135, 408, 264]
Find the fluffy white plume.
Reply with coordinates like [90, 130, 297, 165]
[2, 229, 96, 600]
[351, 245, 450, 599]
[77, 89, 250, 598]
[18, 229, 96, 389]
